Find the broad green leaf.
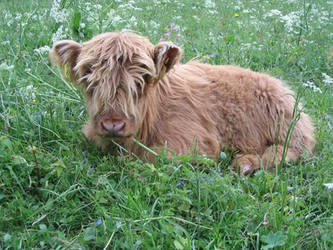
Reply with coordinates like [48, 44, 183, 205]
[11, 155, 27, 165]
[83, 227, 96, 242]
[174, 239, 184, 250]
[261, 231, 287, 249]
[0, 136, 12, 151]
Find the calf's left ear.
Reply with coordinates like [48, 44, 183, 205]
[153, 42, 182, 80]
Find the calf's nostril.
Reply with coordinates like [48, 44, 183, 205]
[101, 121, 113, 132]
[101, 121, 125, 133]
[112, 122, 125, 132]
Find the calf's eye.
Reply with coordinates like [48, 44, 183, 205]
[135, 81, 142, 89]
[86, 85, 95, 96]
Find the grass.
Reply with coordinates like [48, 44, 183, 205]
[0, 0, 332, 248]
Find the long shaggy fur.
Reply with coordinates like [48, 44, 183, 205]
[50, 31, 316, 175]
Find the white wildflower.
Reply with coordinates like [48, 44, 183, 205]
[106, 9, 115, 19]
[50, 0, 69, 23]
[241, 43, 252, 49]
[280, 11, 301, 33]
[83, 2, 102, 22]
[80, 23, 86, 29]
[129, 16, 137, 26]
[34, 45, 51, 55]
[322, 73, 333, 85]
[324, 183, 333, 190]
[149, 20, 159, 30]
[26, 85, 34, 90]
[95, 4, 102, 10]
[265, 9, 301, 34]
[51, 25, 68, 43]
[205, 0, 215, 9]
[264, 9, 282, 18]
[234, 5, 241, 10]
[0, 62, 14, 71]
[15, 13, 22, 21]
[208, 9, 218, 15]
[118, 2, 142, 12]
[4, 11, 13, 26]
[303, 81, 322, 93]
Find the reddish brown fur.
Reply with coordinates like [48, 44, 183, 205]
[50, 31, 316, 175]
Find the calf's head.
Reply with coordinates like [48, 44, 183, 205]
[50, 32, 181, 141]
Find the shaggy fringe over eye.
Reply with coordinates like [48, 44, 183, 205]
[74, 32, 156, 119]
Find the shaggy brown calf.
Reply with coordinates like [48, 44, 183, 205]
[50, 31, 315, 175]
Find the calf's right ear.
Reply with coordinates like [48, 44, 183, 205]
[49, 40, 82, 83]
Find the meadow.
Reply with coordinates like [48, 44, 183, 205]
[0, 0, 332, 248]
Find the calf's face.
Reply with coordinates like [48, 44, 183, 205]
[50, 32, 181, 141]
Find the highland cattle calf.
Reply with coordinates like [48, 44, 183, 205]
[50, 31, 316, 175]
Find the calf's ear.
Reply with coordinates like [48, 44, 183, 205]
[153, 42, 182, 80]
[49, 40, 82, 83]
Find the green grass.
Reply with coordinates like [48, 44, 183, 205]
[0, 0, 332, 249]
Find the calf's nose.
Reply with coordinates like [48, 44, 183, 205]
[101, 120, 125, 134]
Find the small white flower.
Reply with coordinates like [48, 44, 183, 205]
[26, 85, 34, 90]
[264, 9, 282, 18]
[0, 62, 14, 71]
[80, 23, 86, 29]
[322, 73, 333, 85]
[280, 11, 301, 33]
[324, 183, 333, 190]
[204, 0, 215, 9]
[303, 81, 322, 93]
[34, 45, 51, 55]
[150, 20, 159, 30]
[113, 15, 122, 25]
[15, 13, 22, 21]
[51, 25, 68, 43]
[50, 0, 69, 23]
